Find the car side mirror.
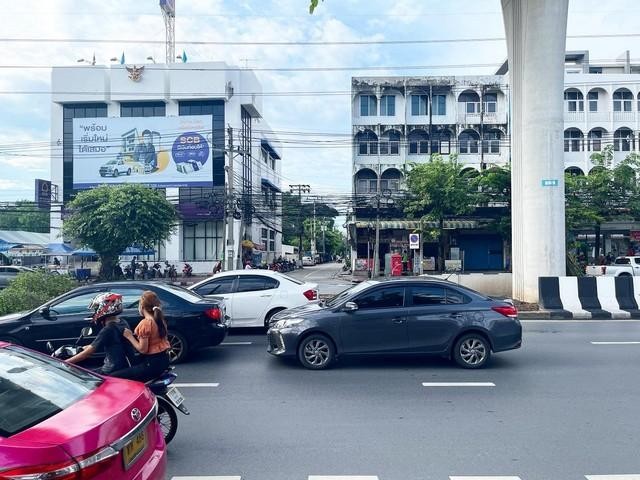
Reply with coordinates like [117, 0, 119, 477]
[39, 307, 52, 319]
[80, 327, 93, 337]
[343, 301, 358, 312]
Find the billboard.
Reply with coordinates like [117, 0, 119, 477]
[73, 115, 214, 189]
[35, 179, 51, 208]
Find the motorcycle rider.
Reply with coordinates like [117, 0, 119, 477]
[66, 292, 132, 375]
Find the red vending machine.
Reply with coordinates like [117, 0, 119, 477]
[390, 253, 403, 276]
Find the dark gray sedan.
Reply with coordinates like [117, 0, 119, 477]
[267, 279, 522, 369]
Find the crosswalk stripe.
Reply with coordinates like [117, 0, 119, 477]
[585, 476, 640, 479]
[308, 477, 379, 480]
[450, 477, 521, 480]
[171, 477, 241, 480]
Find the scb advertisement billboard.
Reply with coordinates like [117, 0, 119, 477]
[72, 115, 214, 189]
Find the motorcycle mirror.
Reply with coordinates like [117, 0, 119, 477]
[80, 326, 93, 337]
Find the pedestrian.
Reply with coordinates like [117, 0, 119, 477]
[130, 256, 137, 280]
[212, 260, 222, 275]
[53, 256, 61, 267]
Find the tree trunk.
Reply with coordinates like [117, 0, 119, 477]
[594, 223, 601, 262]
[438, 217, 445, 272]
[99, 254, 118, 280]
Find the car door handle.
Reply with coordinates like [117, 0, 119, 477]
[260, 294, 273, 298]
[449, 313, 464, 318]
[392, 318, 405, 324]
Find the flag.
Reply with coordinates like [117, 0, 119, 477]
[120, 52, 125, 65]
[92, 53, 96, 65]
[181, 50, 187, 63]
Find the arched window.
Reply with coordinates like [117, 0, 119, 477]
[564, 89, 584, 112]
[483, 92, 498, 113]
[565, 167, 584, 176]
[408, 129, 429, 154]
[380, 169, 403, 192]
[458, 90, 481, 114]
[613, 89, 633, 112]
[587, 89, 603, 112]
[432, 130, 452, 154]
[380, 130, 401, 155]
[355, 130, 378, 155]
[564, 128, 583, 152]
[355, 169, 378, 194]
[614, 128, 634, 152]
[459, 130, 480, 154]
[482, 129, 501, 154]
[587, 128, 606, 152]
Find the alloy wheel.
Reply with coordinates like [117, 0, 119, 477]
[459, 338, 487, 366]
[167, 333, 185, 363]
[303, 339, 330, 367]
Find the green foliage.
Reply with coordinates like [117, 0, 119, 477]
[309, 0, 322, 13]
[282, 192, 340, 254]
[0, 201, 50, 233]
[474, 165, 512, 240]
[0, 271, 76, 316]
[62, 185, 178, 278]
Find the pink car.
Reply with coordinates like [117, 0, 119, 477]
[0, 342, 166, 479]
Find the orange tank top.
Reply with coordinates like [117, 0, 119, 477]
[135, 317, 170, 355]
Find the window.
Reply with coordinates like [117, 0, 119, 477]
[482, 131, 501, 154]
[354, 287, 405, 310]
[483, 93, 497, 113]
[183, 221, 224, 261]
[410, 286, 446, 305]
[356, 131, 378, 155]
[408, 130, 429, 155]
[564, 129, 583, 152]
[50, 291, 103, 316]
[411, 94, 428, 116]
[588, 91, 598, 112]
[356, 178, 378, 194]
[588, 129, 603, 151]
[360, 95, 377, 116]
[564, 90, 584, 112]
[589, 67, 603, 74]
[613, 90, 632, 112]
[614, 128, 633, 152]
[120, 101, 166, 117]
[380, 95, 395, 116]
[381, 130, 400, 155]
[444, 288, 470, 305]
[195, 277, 236, 296]
[236, 275, 279, 293]
[0, 346, 101, 437]
[459, 131, 479, 154]
[269, 230, 276, 252]
[432, 131, 451, 154]
[432, 95, 446, 115]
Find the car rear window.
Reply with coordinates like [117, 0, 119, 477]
[276, 273, 304, 285]
[0, 347, 102, 437]
[157, 283, 204, 303]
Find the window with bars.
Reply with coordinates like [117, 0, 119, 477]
[564, 129, 583, 152]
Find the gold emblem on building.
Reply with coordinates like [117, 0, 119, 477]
[126, 65, 145, 82]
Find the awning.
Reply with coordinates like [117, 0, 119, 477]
[71, 248, 97, 257]
[261, 178, 281, 192]
[122, 246, 155, 256]
[352, 220, 479, 230]
[46, 243, 74, 255]
[260, 139, 281, 160]
[0, 243, 19, 253]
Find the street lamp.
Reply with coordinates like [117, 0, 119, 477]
[146, 56, 156, 64]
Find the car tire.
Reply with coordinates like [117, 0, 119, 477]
[264, 308, 286, 329]
[297, 334, 335, 370]
[157, 397, 178, 444]
[167, 330, 189, 364]
[113, 169, 119, 177]
[453, 333, 491, 369]
[126, 168, 131, 176]
[0, 336, 21, 346]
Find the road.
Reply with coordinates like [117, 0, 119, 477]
[166, 319, 640, 480]
[287, 262, 354, 296]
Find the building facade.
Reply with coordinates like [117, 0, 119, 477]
[49, 62, 282, 274]
[350, 50, 640, 274]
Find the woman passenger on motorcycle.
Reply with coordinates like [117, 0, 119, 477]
[67, 292, 132, 375]
[112, 290, 171, 382]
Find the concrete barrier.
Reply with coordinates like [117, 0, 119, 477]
[539, 276, 640, 319]
[423, 272, 512, 298]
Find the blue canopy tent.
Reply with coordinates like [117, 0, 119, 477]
[122, 246, 155, 256]
[46, 243, 74, 255]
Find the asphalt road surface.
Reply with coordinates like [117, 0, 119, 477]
[165, 319, 640, 480]
[287, 262, 354, 296]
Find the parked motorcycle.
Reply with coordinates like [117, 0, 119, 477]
[165, 261, 178, 281]
[47, 327, 189, 444]
[182, 263, 193, 277]
[152, 262, 164, 278]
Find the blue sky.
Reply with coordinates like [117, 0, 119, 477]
[0, 0, 638, 201]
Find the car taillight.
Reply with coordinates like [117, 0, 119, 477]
[303, 289, 317, 301]
[205, 307, 222, 322]
[492, 305, 518, 318]
[602, 266, 606, 275]
[0, 445, 117, 480]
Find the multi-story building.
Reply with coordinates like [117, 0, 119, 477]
[350, 50, 640, 274]
[49, 62, 282, 274]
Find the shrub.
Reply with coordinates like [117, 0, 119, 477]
[0, 272, 77, 316]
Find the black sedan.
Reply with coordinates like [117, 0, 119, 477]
[267, 279, 522, 369]
[0, 281, 229, 363]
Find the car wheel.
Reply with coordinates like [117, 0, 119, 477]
[113, 169, 119, 177]
[264, 308, 285, 329]
[298, 334, 334, 370]
[127, 168, 131, 176]
[453, 333, 491, 369]
[157, 397, 178, 444]
[167, 330, 189, 364]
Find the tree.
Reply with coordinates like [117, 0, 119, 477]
[0, 201, 50, 233]
[282, 192, 339, 251]
[62, 185, 178, 279]
[404, 154, 478, 270]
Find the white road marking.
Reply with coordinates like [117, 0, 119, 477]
[591, 341, 640, 345]
[172, 477, 241, 480]
[585, 476, 640, 479]
[422, 382, 496, 387]
[221, 341, 253, 345]
[173, 383, 220, 388]
[450, 477, 521, 480]
[309, 477, 379, 480]
[521, 319, 640, 323]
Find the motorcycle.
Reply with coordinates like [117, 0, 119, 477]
[152, 263, 163, 278]
[182, 263, 193, 277]
[164, 261, 178, 281]
[48, 327, 189, 444]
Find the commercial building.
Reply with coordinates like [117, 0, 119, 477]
[349, 50, 640, 274]
[49, 62, 282, 273]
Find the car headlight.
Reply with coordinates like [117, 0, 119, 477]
[274, 318, 304, 329]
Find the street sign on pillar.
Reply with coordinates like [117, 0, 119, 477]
[409, 233, 420, 250]
[35, 179, 51, 209]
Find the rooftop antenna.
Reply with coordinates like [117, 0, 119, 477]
[159, 0, 175, 64]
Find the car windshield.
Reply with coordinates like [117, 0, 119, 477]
[0, 346, 102, 437]
[157, 283, 205, 303]
[105, 160, 116, 165]
[324, 280, 379, 308]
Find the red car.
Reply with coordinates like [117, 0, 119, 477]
[0, 342, 166, 479]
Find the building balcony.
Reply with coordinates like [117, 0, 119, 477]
[457, 110, 507, 125]
[587, 111, 610, 123]
[565, 111, 585, 123]
[613, 111, 635, 122]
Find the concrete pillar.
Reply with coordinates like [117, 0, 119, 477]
[502, 0, 569, 302]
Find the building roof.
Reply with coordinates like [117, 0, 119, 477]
[0, 230, 49, 246]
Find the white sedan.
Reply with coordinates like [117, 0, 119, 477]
[188, 270, 319, 328]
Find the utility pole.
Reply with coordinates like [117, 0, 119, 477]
[289, 184, 310, 265]
[226, 126, 236, 271]
[311, 200, 317, 259]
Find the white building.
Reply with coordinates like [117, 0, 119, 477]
[49, 62, 282, 274]
[350, 50, 640, 273]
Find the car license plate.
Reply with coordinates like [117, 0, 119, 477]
[167, 387, 185, 407]
[122, 430, 147, 470]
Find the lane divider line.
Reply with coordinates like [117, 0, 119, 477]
[221, 342, 253, 345]
[591, 341, 640, 345]
[585, 476, 640, 479]
[422, 382, 496, 387]
[173, 383, 220, 388]
[450, 477, 521, 480]
[309, 477, 379, 480]
[521, 319, 640, 323]
[171, 477, 242, 480]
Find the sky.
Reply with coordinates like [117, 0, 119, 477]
[0, 0, 638, 202]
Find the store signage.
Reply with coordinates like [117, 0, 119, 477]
[409, 233, 420, 250]
[35, 179, 51, 209]
[73, 115, 213, 189]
